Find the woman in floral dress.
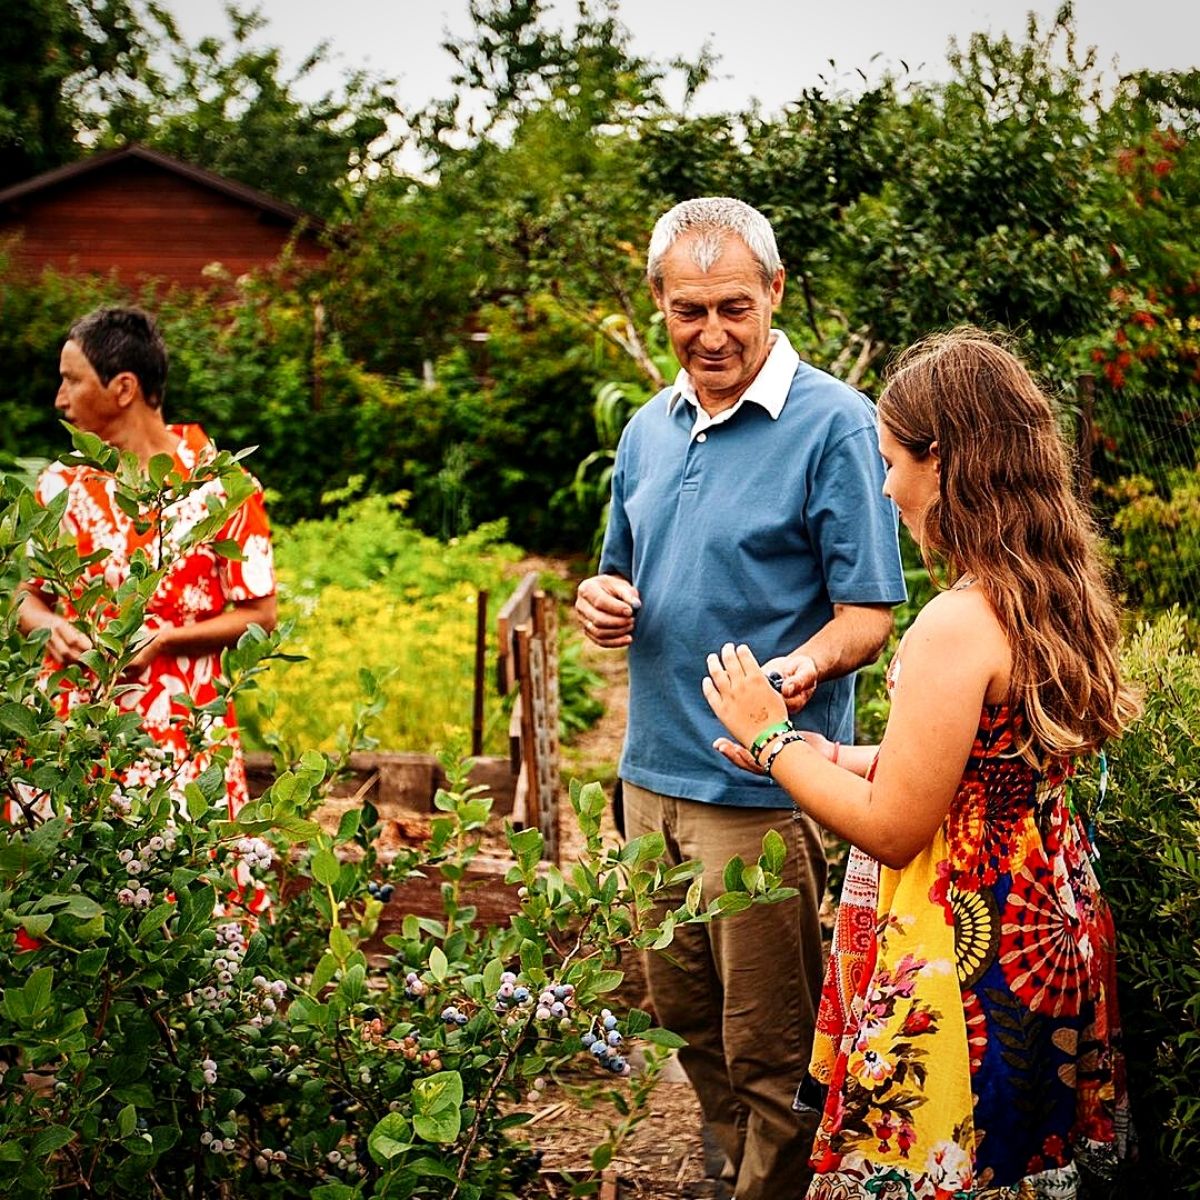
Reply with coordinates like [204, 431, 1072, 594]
[15, 307, 276, 828]
[702, 328, 1138, 1198]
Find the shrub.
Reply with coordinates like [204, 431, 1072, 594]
[1073, 608, 1200, 1192]
[0, 454, 795, 1196]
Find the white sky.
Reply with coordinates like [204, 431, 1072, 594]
[171, 0, 1198, 118]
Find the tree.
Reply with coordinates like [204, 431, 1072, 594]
[0, 0, 159, 187]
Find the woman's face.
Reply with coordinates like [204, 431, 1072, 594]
[879, 421, 940, 541]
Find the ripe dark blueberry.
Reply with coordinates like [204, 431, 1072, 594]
[602, 1015, 618, 1031]
[590, 1041, 606, 1057]
[607, 1030, 623, 1046]
[552, 985, 568, 1001]
[513, 987, 530, 1003]
[379, 884, 395, 902]
[581, 1032, 597, 1048]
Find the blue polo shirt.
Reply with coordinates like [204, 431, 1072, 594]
[599, 336, 906, 807]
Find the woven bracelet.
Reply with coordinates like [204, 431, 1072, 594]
[750, 720, 793, 763]
[763, 731, 809, 776]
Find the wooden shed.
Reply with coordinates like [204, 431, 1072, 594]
[0, 143, 329, 287]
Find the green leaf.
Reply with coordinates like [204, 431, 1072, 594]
[712, 892, 753, 916]
[761, 828, 786, 875]
[641, 1027, 687, 1049]
[591, 1142, 613, 1171]
[412, 1070, 463, 1143]
[311, 1184, 358, 1200]
[147, 453, 175, 487]
[117, 1104, 137, 1138]
[428, 946, 448, 982]
[589, 969, 624, 994]
[684, 877, 703, 915]
[211, 538, 245, 561]
[21, 914, 53, 938]
[330, 923, 354, 961]
[311, 952, 338, 993]
[137, 902, 174, 940]
[339, 962, 366, 1004]
[184, 784, 209, 822]
[336, 808, 361, 842]
[482, 958, 503, 995]
[0, 703, 38, 741]
[722, 855, 746, 894]
[312, 847, 340, 887]
[32, 1125, 74, 1158]
[625, 1007, 652, 1036]
[61, 894, 103, 919]
[368, 1112, 413, 1165]
[24, 965, 54, 1015]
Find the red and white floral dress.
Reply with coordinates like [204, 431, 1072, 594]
[26, 423, 276, 820]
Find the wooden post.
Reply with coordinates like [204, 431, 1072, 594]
[472, 589, 488, 758]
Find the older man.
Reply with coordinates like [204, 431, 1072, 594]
[576, 198, 906, 1198]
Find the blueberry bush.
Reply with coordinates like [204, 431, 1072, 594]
[0, 443, 796, 1197]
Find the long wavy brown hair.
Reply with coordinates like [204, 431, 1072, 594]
[877, 327, 1141, 758]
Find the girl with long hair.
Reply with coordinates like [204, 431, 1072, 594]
[702, 328, 1139, 1198]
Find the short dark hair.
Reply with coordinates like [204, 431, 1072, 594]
[68, 306, 168, 408]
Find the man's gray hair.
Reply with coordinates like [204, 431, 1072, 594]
[646, 197, 782, 290]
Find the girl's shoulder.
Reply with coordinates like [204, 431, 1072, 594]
[904, 584, 1011, 700]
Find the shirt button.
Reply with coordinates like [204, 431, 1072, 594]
[697, 432, 708, 443]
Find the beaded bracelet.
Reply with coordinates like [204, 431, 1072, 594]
[749, 720, 793, 763]
[762, 731, 809, 777]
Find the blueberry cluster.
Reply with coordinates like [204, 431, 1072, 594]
[367, 880, 395, 902]
[117, 885, 153, 908]
[235, 836, 274, 873]
[402, 970, 428, 999]
[253, 1147, 288, 1174]
[533, 982, 576, 1025]
[493, 970, 532, 1015]
[200, 1129, 237, 1155]
[581, 1009, 630, 1075]
[440, 1004, 469, 1027]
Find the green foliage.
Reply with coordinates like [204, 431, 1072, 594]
[238, 496, 523, 757]
[1073, 610, 1200, 1192]
[0, 458, 796, 1197]
[1105, 468, 1200, 612]
[0, 0, 159, 187]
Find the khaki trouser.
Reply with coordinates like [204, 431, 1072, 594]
[623, 781, 826, 1200]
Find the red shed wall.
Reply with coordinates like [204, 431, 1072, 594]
[0, 159, 327, 286]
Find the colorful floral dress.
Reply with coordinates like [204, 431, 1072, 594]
[806, 666, 1130, 1197]
[22, 423, 275, 822]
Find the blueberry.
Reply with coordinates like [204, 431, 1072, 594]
[590, 1041, 606, 1057]
[513, 987, 530, 1003]
[602, 1015, 618, 1031]
[581, 1032, 597, 1048]
[607, 1030, 623, 1046]
[379, 884, 394, 902]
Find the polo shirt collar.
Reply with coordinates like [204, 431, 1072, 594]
[667, 331, 800, 426]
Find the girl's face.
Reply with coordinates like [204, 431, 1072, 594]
[879, 421, 940, 541]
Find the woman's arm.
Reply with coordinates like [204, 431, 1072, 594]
[126, 595, 278, 671]
[17, 583, 94, 663]
[704, 593, 1006, 868]
[712, 730, 879, 778]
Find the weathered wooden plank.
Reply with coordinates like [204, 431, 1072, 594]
[496, 571, 539, 695]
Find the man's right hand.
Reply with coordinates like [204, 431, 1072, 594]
[575, 574, 641, 648]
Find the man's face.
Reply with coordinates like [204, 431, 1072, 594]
[56, 340, 120, 436]
[653, 233, 784, 413]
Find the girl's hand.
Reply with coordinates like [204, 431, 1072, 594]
[702, 642, 788, 750]
[712, 737, 765, 775]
